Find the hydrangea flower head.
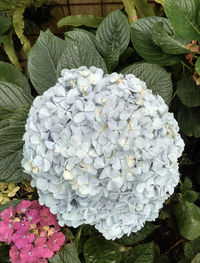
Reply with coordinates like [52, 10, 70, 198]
[22, 66, 184, 240]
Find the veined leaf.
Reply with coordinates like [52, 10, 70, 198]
[83, 236, 121, 263]
[164, 0, 200, 40]
[0, 62, 30, 94]
[57, 39, 107, 76]
[65, 31, 94, 47]
[13, 6, 31, 54]
[2, 31, 22, 71]
[121, 62, 173, 104]
[28, 30, 68, 94]
[133, 0, 155, 17]
[0, 13, 12, 36]
[175, 201, 200, 240]
[152, 21, 190, 55]
[96, 10, 130, 57]
[58, 15, 103, 28]
[131, 17, 181, 66]
[177, 77, 200, 107]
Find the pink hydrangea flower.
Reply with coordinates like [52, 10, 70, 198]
[35, 237, 54, 258]
[12, 232, 35, 249]
[39, 207, 57, 227]
[0, 221, 14, 244]
[17, 200, 32, 213]
[26, 210, 40, 224]
[47, 232, 65, 252]
[9, 245, 21, 263]
[13, 220, 30, 234]
[20, 244, 41, 263]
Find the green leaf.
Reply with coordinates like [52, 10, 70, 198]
[34, 0, 45, 8]
[57, 39, 107, 76]
[0, 199, 22, 214]
[83, 236, 121, 263]
[49, 243, 81, 263]
[65, 30, 94, 47]
[195, 57, 200, 75]
[116, 222, 160, 245]
[104, 48, 120, 73]
[177, 77, 200, 107]
[13, 6, 31, 54]
[184, 237, 200, 260]
[155, 254, 170, 263]
[181, 177, 193, 193]
[58, 15, 103, 28]
[72, 29, 97, 48]
[164, 0, 200, 40]
[0, 13, 11, 36]
[0, 121, 25, 158]
[28, 30, 68, 95]
[192, 253, 200, 263]
[0, 245, 10, 262]
[154, 0, 164, 6]
[121, 62, 173, 104]
[133, 0, 155, 17]
[0, 62, 30, 94]
[180, 190, 199, 203]
[96, 10, 130, 57]
[0, 0, 32, 11]
[122, 242, 158, 263]
[152, 21, 190, 55]
[131, 17, 181, 66]
[122, 0, 137, 23]
[0, 81, 32, 110]
[175, 201, 200, 240]
[2, 31, 22, 71]
[176, 102, 200, 137]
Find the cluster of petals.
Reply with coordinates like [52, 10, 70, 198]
[22, 66, 184, 240]
[0, 183, 20, 204]
[0, 200, 65, 263]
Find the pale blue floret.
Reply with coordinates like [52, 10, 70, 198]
[22, 66, 184, 240]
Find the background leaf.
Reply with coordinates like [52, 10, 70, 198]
[195, 57, 200, 75]
[122, 242, 158, 263]
[131, 17, 181, 66]
[121, 62, 173, 104]
[116, 222, 160, 246]
[184, 237, 200, 261]
[177, 77, 200, 107]
[0, 13, 12, 36]
[13, 6, 31, 54]
[164, 0, 200, 40]
[28, 30, 67, 94]
[57, 38, 107, 76]
[96, 10, 130, 57]
[0, 62, 30, 94]
[58, 15, 103, 28]
[152, 21, 190, 55]
[83, 236, 121, 263]
[175, 201, 200, 240]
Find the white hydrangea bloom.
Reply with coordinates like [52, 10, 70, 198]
[22, 66, 184, 240]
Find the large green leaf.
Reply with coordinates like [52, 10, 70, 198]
[116, 222, 160, 246]
[195, 57, 200, 75]
[83, 236, 121, 263]
[0, 121, 25, 158]
[121, 62, 173, 104]
[0, 81, 32, 110]
[49, 243, 81, 263]
[58, 15, 103, 28]
[177, 77, 200, 107]
[57, 39, 107, 76]
[164, 0, 200, 40]
[0, 62, 30, 94]
[65, 31, 94, 47]
[193, 253, 200, 263]
[0, 150, 29, 183]
[152, 21, 190, 55]
[131, 17, 181, 66]
[122, 242, 158, 263]
[96, 10, 130, 57]
[176, 102, 200, 137]
[175, 201, 200, 240]
[184, 237, 200, 260]
[0, 0, 32, 10]
[0, 13, 11, 36]
[28, 30, 68, 95]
